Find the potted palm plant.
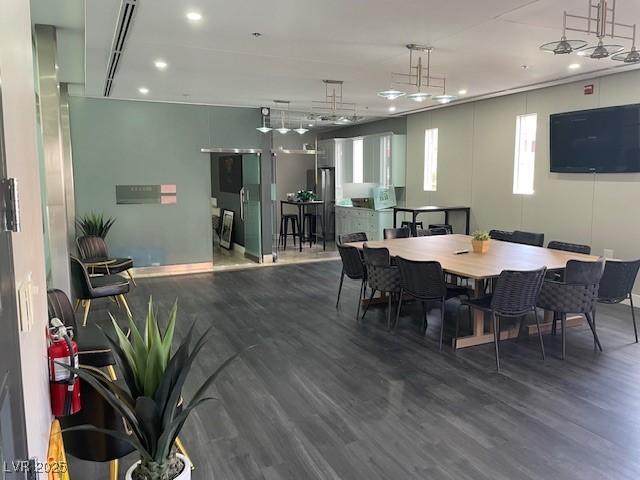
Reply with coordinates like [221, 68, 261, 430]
[76, 211, 116, 238]
[65, 298, 239, 480]
[471, 230, 491, 254]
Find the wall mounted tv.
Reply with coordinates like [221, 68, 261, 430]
[550, 104, 640, 173]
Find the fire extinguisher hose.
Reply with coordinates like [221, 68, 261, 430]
[63, 334, 75, 417]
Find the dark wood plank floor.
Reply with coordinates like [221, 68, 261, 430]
[70, 260, 640, 479]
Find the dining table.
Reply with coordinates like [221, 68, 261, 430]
[280, 199, 326, 252]
[346, 234, 599, 349]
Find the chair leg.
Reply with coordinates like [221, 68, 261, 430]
[73, 299, 80, 312]
[336, 269, 345, 308]
[361, 289, 376, 321]
[395, 288, 404, 332]
[453, 305, 463, 352]
[107, 365, 118, 381]
[492, 312, 501, 372]
[421, 301, 429, 334]
[109, 459, 119, 480]
[82, 300, 91, 327]
[551, 312, 557, 336]
[118, 294, 133, 318]
[630, 294, 638, 343]
[585, 311, 603, 352]
[175, 436, 195, 471]
[356, 279, 365, 322]
[561, 313, 566, 360]
[533, 310, 545, 360]
[387, 294, 393, 331]
[126, 269, 138, 287]
[439, 298, 445, 351]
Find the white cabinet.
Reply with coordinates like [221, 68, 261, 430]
[335, 206, 394, 241]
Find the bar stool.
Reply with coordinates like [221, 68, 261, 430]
[401, 220, 423, 236]
[279, 214, 299, 250]
[304, 213, 317, 247]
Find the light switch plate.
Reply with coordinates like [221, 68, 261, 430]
[17, 275, 35, 333]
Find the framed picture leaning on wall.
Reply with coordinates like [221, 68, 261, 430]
[220, 209, 234, 249]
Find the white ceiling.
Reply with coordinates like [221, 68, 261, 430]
[57, 0, 640, 117]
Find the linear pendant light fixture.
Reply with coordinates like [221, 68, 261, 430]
[539, 0, 638, 63]
[377, 45, 456, 104]
[274, 100, 290, 134]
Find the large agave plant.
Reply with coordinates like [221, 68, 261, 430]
[76, 211, 116, 238]
[64, 298, 238, 480]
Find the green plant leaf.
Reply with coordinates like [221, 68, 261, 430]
[99, 325, 144, 398]
[135, 396, 162, 457]
[110, 314, 139, 381]
[159, 301, 178, 370]
[61, 425, 150, 460]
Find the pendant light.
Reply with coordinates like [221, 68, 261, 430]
[377, 89, 406, 100]
[275, 105, 290, 134]
[256, 116, 272, 134]
[293, 120, 309, 135]
[539, 2, 637, 62]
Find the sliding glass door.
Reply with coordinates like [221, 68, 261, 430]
[241, 153, 262, 261]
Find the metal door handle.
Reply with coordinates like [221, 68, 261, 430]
[240, 187, 245, 221]
[0, 178, 20, 232]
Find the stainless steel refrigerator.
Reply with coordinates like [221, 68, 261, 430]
[307, 167, 335, 241]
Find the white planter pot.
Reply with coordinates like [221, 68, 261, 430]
[125, 453, 191, 480]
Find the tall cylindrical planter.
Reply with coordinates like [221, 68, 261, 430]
[125, 453, 191, 480]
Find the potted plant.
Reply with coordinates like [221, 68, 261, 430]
[471, 230, 491, 254]
[295, 190, 316, 202]
[76, 211, 116, 238]
[65, 298, 239, 480]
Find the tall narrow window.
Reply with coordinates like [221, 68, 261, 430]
[513, 113, 537, 195]
[423, 128, 438, 191]
[353, 138, 363, 183]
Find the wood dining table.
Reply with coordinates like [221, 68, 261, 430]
[346, 234, 599, 349]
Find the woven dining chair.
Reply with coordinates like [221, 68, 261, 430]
[597, 259, 640, 343]
[395, 257, 468, 349]
[361, 245, 401, 330]
[383, 227, 411, 240]
[461, 267, 547, 372]
[547, 240, 591, 255]
[336, 243, 367, 321]
[537, 259, 604, 359]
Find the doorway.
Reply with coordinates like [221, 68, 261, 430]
[0, 72, 29, 473]
[209, 150, 263, 269]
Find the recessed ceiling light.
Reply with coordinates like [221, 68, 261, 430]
[252, 32, 262, 37]
[388, 106, 396, 112]
[458, 89, 467, 95]
[154, 60, 168, 70]
[521, 64, 530, 70]
[138, 87, 149, 94]
[186, 11, 202, 21]
[568, 63, 581, 70]
[308, 123, 313, 127]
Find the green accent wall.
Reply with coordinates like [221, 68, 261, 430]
[69, 97, 261, 266]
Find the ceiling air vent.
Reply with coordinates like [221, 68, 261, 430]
[103, 0, 139, 97]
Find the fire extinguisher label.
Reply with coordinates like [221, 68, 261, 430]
[51, 356, 78, 382]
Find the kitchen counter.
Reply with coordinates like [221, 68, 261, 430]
[335, 205, 394, 241]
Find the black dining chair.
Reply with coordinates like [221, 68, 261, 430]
[70, 256, 132, 326]
[429, 224, 453, 234]
[401, 221, 423, 234]
[489, 229, 514, 242]
[597, 259, 640, 343]
[361, 245, 401, 330]
[77, 236, 136, 286]
[512, 230, 544, 247]
[338, 232, 368, 244]
[383, 227, 411, 240]
[336, 243, 367, 321]
[394, 257, 469, 348]
[461, 267, 547, 371]
[537, 259, 604, 359]
[417, 227, 449, 236]
[547, 240, 591, 255]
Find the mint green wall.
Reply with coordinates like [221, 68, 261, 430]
[69, 97, 261, 266]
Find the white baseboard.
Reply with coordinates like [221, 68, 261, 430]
[131, 262, 214, 278]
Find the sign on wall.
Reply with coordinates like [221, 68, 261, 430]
[116, 184, 177, 205]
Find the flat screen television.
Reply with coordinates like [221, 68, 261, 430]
[550, 104, 640, 173]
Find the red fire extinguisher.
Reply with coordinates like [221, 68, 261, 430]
[48, 318, 81, 417]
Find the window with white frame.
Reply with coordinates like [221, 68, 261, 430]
[423, 128, 438, 191]
[513, 113, 537, 195]
[353, 138, 363, 183]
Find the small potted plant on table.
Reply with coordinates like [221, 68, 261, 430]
[66, 298, 239, 480]
[471, 230, 491, 254]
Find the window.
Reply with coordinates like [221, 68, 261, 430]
[379, 135, 391, 186]
[513, 113, 537, 195]
[423, 128, 438, 191]
[353, 138, 363, 183]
